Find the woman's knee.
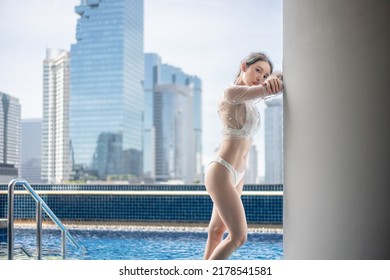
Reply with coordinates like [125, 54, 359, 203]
[208, 224, 226, 240]
[231, 231, 247, 248]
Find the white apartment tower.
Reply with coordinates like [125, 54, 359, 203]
[41, 49, 71, 183]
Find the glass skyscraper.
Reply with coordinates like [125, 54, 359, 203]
[70, 0, 144, 180]
[246, 145, 259, 184]
[0, 92, 21, 177]
[264, 96, 284, 184]
[143, 54, 160, 180]
[144, 53, 202, 183]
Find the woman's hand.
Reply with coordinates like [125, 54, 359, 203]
[262, 71, 283, 95]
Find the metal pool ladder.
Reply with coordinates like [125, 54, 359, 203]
[7, 178, 81, 260]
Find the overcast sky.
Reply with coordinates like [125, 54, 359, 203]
[0, 0, 283, 176]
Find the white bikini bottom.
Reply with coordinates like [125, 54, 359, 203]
[209, 156, 246, 187]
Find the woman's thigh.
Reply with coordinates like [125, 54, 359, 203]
[205, 163, 247, 235]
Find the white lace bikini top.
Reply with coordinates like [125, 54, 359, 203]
[218, 84, 276, 140]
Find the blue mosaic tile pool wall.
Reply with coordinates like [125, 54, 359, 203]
[0, 184, 283, 224]
[0, 184, 283, 191]
[0, 222, 6, 242]
[0, 228, 6, 242]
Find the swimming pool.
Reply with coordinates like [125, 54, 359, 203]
[1, 226, 283, 260]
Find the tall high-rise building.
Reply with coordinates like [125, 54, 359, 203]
[246, 145, 259, 184]
[264, 96, 284, 184]
[70, 0, 144, 181]
[41, 49, 71, 183]
[144, 53, 202, 183]
[21, 119, 42, 183]
[143, 54, 160, 180]
[0, 92, 21, 177]
[190, 70, 203, 183]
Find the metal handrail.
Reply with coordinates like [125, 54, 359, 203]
[7, 178, 81, 260]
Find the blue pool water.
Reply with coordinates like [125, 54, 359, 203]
[2, 227, 283, 260]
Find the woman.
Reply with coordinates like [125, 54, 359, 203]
[204, 52, 283, 260]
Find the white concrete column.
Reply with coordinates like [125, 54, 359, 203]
[283, 0, 390, 259]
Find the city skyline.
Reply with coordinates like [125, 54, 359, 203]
[0, 0, 283, 177]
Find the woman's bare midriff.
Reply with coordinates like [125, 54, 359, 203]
[217, 138, 253, 172]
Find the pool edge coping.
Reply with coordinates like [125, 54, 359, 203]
[13, 220, 283, 234]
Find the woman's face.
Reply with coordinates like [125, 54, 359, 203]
[240, 60, 271, 86]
